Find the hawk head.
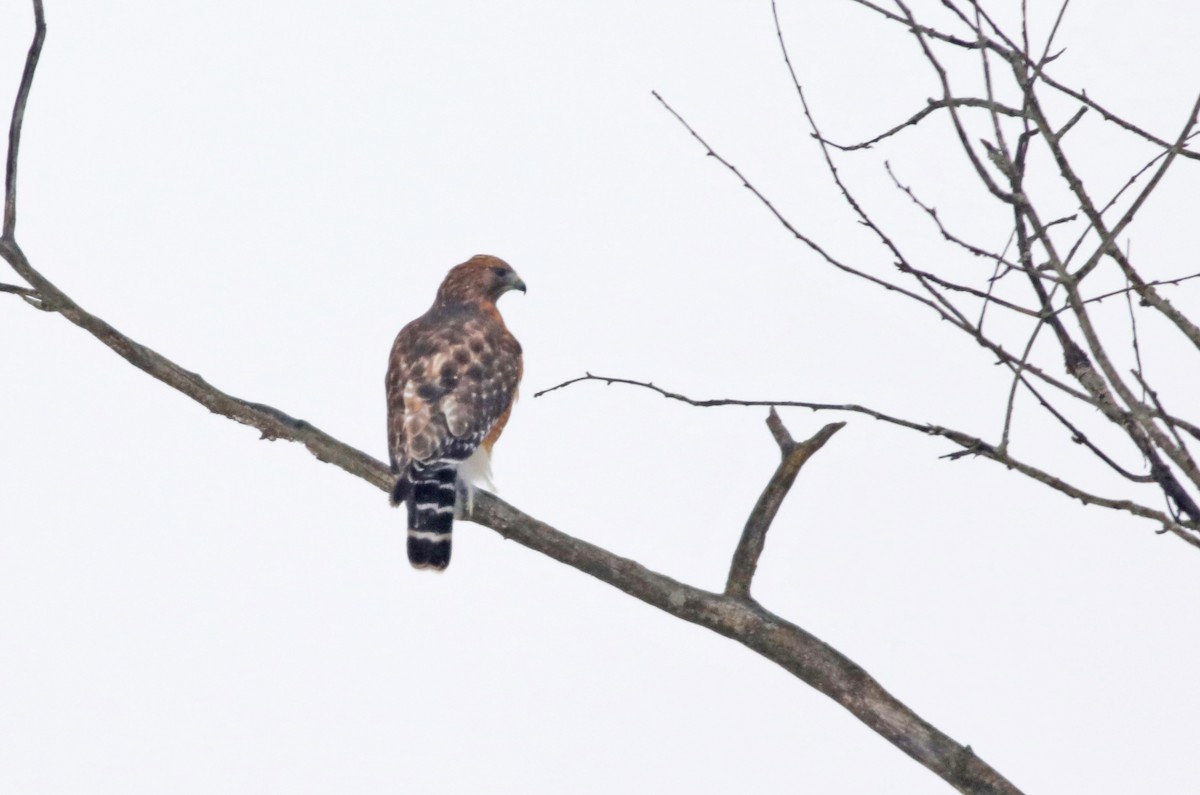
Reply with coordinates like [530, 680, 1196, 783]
[436, 254, 527, 306]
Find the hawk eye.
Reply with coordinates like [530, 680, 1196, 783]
[492, 266, 510, 278]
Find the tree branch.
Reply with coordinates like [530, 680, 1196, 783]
[472, 488, 1023, 794]
[2, 246, 1031, 794]
[0, 280, 36, 297]
[7, 3, 1199, 792]
[3, 0, 44, 240]
[0, 7, 1030, 788]
[822, 96, 1026, 152]
[849, 0, 1200, 161]
[0, 238, 390, 490]
[725, 411, 844, 599]
[535, 373, 1200, 548]
[0, 202, 1029, 795]
[651, 86, 1093, 409]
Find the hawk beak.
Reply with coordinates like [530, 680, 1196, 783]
[511, 276, 527, 294]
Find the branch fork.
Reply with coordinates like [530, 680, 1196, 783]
[725, 409, 844, 599]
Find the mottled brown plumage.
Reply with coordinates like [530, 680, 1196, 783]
[385, 254, 525, 569]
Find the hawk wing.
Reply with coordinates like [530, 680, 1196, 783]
[386, 305, 521, 472]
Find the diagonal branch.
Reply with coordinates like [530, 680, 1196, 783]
[0, 280, 36, 297]
[471, 490, 1022, 795]
[0, 238, 389, 490]
[0, 8, 1028, 787]
[0, 186, 1028, 795]
[3, 239, 1032, 793]
[2, 244, 1030, 795]
[725, 411, 844, 599]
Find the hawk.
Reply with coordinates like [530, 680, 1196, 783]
[386, 254, 526, 570]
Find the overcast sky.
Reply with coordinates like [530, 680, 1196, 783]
[2, 1, 1199, 793]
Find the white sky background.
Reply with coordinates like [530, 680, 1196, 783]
[1, 1, 1199, 792]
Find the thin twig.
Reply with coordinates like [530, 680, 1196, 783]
[897, 2, 1015, 204]
[649, 90, 937, 314]
[1037, 0, 1072, 70]
[1073, 93, 1200, 283]
[886, 161, 1020, 269]
[1016, 370, 1154, 483]
[1130, 369, 1199, 486]
[1079, 273, 1200, 308]
[651, 89, 1092, 408]
[852, 0, 1199, 162]
[0, 281, 36, 297]
[773, 0, 990, 335]
[1039, 73, 1200, 162]
[1060, 138, 1197, 272]
[846, 0, 982, 50]
[1054, 106, 1087, 141]
[997, 314, 1047, 455]
[824, 97, 1025, 152]
[1124, 256, 1146, 405]
[535, 374, 1200, 547]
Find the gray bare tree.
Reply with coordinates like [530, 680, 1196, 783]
[4, 2, 1197, 793]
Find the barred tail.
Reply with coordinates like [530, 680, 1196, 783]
[396, 461, 457, 570]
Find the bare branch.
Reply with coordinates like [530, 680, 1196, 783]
[883, 162, 1029, 312]
[0, 280, 36, 297]
[997, 316, 1045, 454]
[535, 374, 1200, 548]
[824, 97, 1025, 152]
[1073, 94, 1200, 283]
[849, 0, 1200, 162]
[1038, 73, 1200, 162]
[535, 372, 937, 431]
[0, 11, 1036, 786]
[665, 24, 1196, 486]
[7, 2, 1200, 790]
[3, 246, 1042, 795]
[5, 250, 1033, 790]
[845, 0, 982, 50]
[472, 491, 1023, 794]
[1013, 85, 1200, 499]
[725, 412, 844, 600]
[1082, 272, 1200, 306]
[774, 1, 986, 335]
[3, 0, 44, 239]
[897, 1, 1015, 203]
[0, 239, 389, 488]
[1036, 0, 1072, 70]
[1014, 370, 1154, 484]
[1131, 369, 1200, 478]
[649, 89, 945, 317]
[0, 227, 1027, 795]
[1054, 106, 1087, 140]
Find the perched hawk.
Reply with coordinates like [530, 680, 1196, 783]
[386, 255, 526, 570]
